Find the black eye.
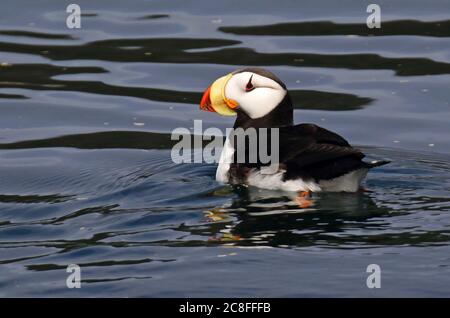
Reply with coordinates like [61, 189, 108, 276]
[245, 75, 255, 92]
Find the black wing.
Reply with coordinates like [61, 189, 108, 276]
[279, 123, 360, 163]
[229, 123, 366, 183]
[278, 124, 366, 180]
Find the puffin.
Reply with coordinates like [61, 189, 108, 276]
[199, 67, 389, 206]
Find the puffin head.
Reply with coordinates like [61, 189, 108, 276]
[200, 68, 288, 119]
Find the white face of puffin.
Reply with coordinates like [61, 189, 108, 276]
[200, 70, 287, 119]
[225, 71, 287, 119]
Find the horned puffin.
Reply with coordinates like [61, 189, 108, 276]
[199, 67, 389, 198]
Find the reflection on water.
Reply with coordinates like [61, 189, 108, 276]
[0, 0, 450, 297]
[199, 188, 392, 248]
[219, 20, 450, 37]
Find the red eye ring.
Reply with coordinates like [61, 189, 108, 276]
[245, 75, 254, 92]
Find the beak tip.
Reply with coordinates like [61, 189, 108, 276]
[200, 86, 213, 112]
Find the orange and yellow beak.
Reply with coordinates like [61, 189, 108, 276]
[200, 73, 238, 116]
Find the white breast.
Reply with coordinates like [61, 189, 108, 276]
[216, 136, 234, 183]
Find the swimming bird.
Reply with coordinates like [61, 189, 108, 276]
[199, 68, 389, 204]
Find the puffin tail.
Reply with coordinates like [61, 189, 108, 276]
[364, 160, 391, 169]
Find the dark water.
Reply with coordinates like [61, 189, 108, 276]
[0, 0, 449, 297]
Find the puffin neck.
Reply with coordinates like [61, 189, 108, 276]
[233, 93, 293, 129]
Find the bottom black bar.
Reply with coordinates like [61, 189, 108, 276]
[0, 298, 449, 316]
